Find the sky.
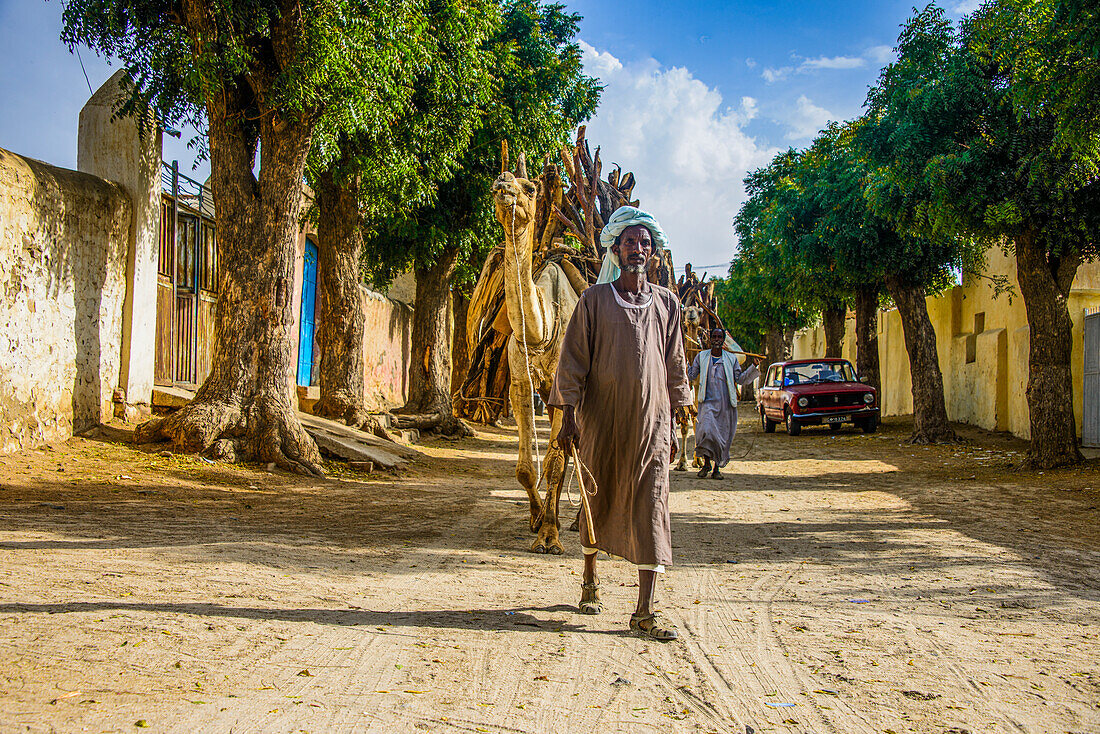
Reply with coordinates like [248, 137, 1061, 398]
[0, 0, 979, 272]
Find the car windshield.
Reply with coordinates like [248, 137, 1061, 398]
[783, 362, 856, 385]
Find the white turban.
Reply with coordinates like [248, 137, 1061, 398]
[596, 206, 669, 284]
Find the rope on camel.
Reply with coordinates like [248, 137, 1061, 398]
[529, 438, 598, 547]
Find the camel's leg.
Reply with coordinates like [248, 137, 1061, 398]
[691, 416, 703, 467]
[533, 407, 566, 555]
[675, 416, 689, 471]
[509, 374, 543, 535]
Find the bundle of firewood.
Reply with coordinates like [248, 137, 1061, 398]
[456, 127, 670, 425]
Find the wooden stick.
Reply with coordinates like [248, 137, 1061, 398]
[687, 335, 765, 360]
[570, 444, 597, 546]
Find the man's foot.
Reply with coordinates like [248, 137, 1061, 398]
[579, 581, 602, 615]
[696, 462, 710, 478]
[710, 467, 722, 479]
[629, 612, 678, 641]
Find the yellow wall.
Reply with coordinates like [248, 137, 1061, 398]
[792, 248, 1100, 440]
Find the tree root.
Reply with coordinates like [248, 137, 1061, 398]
[906, 428, 963, 445]
[134, 397, 325, 476]
[389, 412, 474, 437]
[1021, 447, 1084, 470]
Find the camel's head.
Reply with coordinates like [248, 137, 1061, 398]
[492, 171, 537, 231]
[682, 304, 703, 330]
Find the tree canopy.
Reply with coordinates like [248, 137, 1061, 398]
[361, 0, 602, 289]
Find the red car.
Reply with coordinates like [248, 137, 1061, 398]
[758, 358, 879, 436]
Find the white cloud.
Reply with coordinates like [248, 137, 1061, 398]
[582, 44, 623, 76]
[948, 0, 983, 14]
[801, 55, 865, 71]
[763, 45, 894, 82]
[784, 95, 836, 140]
[578, 40, 778, 267]
[865, 45, 895, 64]
[762, 65, 793, 83]
[745, 57, 757, 69]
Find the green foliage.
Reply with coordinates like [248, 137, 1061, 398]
[981, 0, 1100, 168]
[861, 2, 1100, 263]
[726, 156, 813, 344]
[361, 0, 601, 290]
[306, 0, 498, 227]
[62, 0, 434, 161]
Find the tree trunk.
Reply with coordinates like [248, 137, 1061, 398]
[739, 380, 755, 403]
[885, 277, 956, 443]
[822, 302, 847, 358]
[1014, 229, 1083, 468]
[400, 247, 460, 416]
[764, 327, 790, 365]
[136, 88, 323, 475]
[451, 288, 472, 418]
[854, 285, 881, 391]
[314, 160, 367, 427]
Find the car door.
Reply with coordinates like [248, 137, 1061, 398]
[761, 366, 779, 417]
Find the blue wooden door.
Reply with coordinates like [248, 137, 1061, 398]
[297, 239, 318, 386]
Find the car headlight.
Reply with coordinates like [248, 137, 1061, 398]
[797, 397, 809, 408]
[863, 393, 874, 404]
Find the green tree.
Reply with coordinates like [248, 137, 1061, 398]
[994, 0, 1100, 162]
[863, 3, 1100, 465]
[758, 147, 854, 358]
[307, 0, 496, 429]
[362, 0, 600, 421]
[824, 118, 972, 441]
[731, 157, 813, 371]
[64, 0, 439, 473]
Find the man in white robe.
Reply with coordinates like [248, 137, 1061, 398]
[687, 328, 759, 479]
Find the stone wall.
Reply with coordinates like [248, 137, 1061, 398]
[0, 148, 131, 451]
[791, 248, 1100, 440]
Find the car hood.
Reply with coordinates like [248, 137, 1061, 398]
[783, 382, 874, 395]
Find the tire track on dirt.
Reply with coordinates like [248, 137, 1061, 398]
[164, 481, 497, 732]
[908, 624, 1030, 733]
[676, 562, 877, 733]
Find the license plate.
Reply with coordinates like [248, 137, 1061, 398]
[824, 414, 849, 424]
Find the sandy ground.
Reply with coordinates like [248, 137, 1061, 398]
[0, 411, 1098, 734]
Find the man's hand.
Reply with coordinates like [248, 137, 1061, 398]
[557, 405, 580, 455]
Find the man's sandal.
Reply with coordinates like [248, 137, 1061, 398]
[629, 612, 679, 641]
[579, 582, 603, 615]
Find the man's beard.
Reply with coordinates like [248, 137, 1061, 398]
[623, 261, 647, 274]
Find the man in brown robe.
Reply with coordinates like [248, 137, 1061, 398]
[550, 207, 691, 641]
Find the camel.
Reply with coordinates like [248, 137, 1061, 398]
[674, 304, 704, 471]
[491, 164, 580, 555]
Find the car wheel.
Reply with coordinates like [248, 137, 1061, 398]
[861, 415, 878, 434]
[829, 422, 842, 432]
[761, 408, 776, 433]
[785, 409, 801, 436]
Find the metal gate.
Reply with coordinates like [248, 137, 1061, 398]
[1084, 308, 1100, 448]
[154, 161, 218, 388]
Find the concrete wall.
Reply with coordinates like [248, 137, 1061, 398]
[77, 70, 162, 418]
[360, 287, 413, 411]
[792, 248, 1100, 439]
[0, 147, 131, 451]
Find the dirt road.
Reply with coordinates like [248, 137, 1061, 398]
[1, 413, 1098, 733]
